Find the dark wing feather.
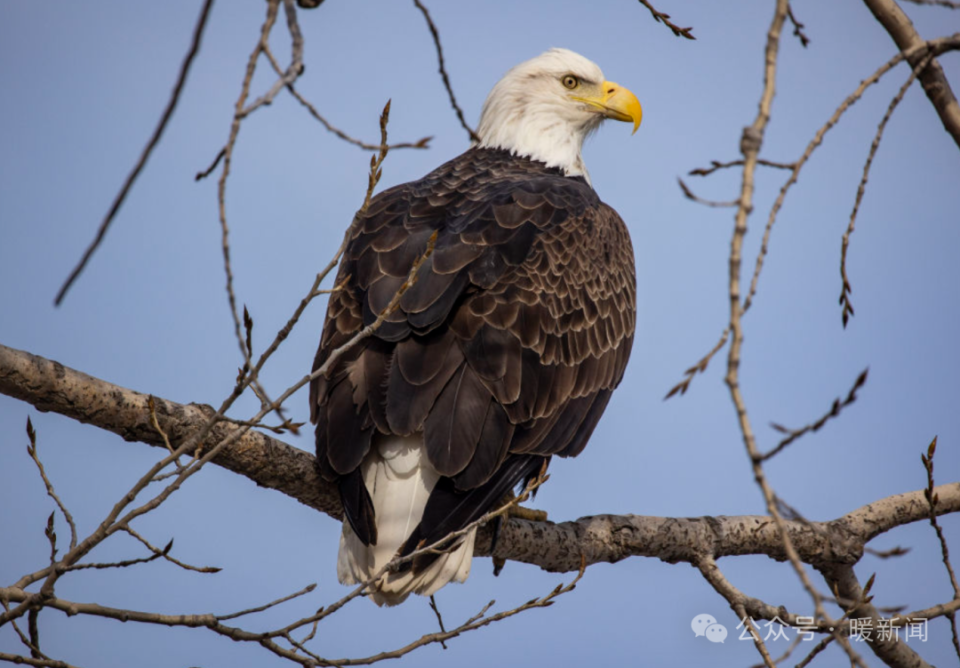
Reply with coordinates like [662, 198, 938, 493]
[422, 363, 489, 476]
[339, 468, 376, 545]
[325, 376, 374, 475]
[310, 147, 636, 547]
[385, 330, 462, 436]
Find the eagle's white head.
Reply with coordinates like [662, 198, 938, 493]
[476, 48, 642, 183]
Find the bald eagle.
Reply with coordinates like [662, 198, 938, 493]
[310, 48, 641, 605]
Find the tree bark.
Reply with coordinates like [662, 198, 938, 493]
[2, 342, 958, 576]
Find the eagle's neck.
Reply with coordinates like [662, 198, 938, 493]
[475, 95, 599, 185]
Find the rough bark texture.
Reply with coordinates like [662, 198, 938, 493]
[0, 342, 342, 519]
[2, 342, 958, 575]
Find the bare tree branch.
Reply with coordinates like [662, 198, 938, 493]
[677, 178, 739, 208]
[762, 368, 869, 461]
[412, 0, 480, 142]
[840, 52, 932, 327]
[671, 34, 960, 398]
[745, 34, 960, 316]
[217, 0, 281, 388]
[688, 157, 796, 177]
[54, 0, 216, 306]
[725, 0, 829, 622]
[664, 328, 729, 399]
[0, 652, 77, 668]
[3, 342, 959, 582]
[0, 342, 342, 518]
[787, 3, 811, 47]
[257, 34, 430, 152]
[921, 437, 960, 661]
[902, 0, 960, 7]
[25, 419, 77, 551]
[0, 563, 586, 667]
[863, 0, 960, 149]
[635, 0, 695, 39]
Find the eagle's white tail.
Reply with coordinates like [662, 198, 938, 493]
[337, 434, 476, 606]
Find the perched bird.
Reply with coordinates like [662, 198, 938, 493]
[310, 48, 640, 605]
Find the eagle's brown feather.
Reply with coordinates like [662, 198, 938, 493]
[311, 146, 635, 556]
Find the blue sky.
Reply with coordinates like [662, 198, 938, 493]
[1, 1, 958, 666]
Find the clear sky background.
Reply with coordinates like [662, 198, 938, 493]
[1, 1, 959, 666]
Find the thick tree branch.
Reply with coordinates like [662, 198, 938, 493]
[863, 0, 960, 149]
[2, 342, 958, 578]
[0, 342, 341, 519]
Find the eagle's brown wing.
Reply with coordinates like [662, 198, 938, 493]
[310, 147, 635, 554]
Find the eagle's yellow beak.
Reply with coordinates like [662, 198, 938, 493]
[573, 81, 643, 134]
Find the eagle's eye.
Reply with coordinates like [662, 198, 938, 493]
[561, 74, 579, 90]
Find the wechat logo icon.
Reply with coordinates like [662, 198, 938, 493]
[692, 613, 727, 644]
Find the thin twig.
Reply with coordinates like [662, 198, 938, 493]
[27, 609, 41, 660]
[744, 34, 960, 315]
[428, 596, 449, 650]
[54, 0, 215, 305]
[215, 414, 304, 435]
[216, 584, 317, 621]
[1, 599, 46, 662]
[297, 616, 322, 648]
[281, 631, 324, 663]
[921, 436, 960, 660]
[412, 0, 479, 142]
[635, 0, 695, 39]
[697, 555, 776, 668]
[25, 418, 77, 551]
[749, 634, 802, 668]
[736, 604, 777, 668]
[794, 635, 835, 668]
[819, 564, 928, 668]
[677, 178, 739, 207]
[65, 553, 162, 572]
[1, 557, 586, 667]
[120, 526, 221, 574]
[216, 0, 280, 393]
[146, 396, 190, 478]
[213, 0, 294, 434]
[198, 0, 298, 435]
[261, 41, 431, 152]
[330, 563, 584, 665]
[283, 82, 432, 151]
[865, 545, 910, 559]
[237, 0, 304, 120]
[195, 147, 225, 181]
[0, 652, 76, 668]
[664, 328, 729, 399]
[688, 158, 796, 177]
[840, 53, 931, 327]
[786, 4, 810, 47]
[761, 368, 868, 461]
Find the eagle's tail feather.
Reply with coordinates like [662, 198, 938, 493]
[336, 434, 475, 606]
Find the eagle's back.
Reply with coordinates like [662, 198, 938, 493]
[311, 147, 635, 597]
